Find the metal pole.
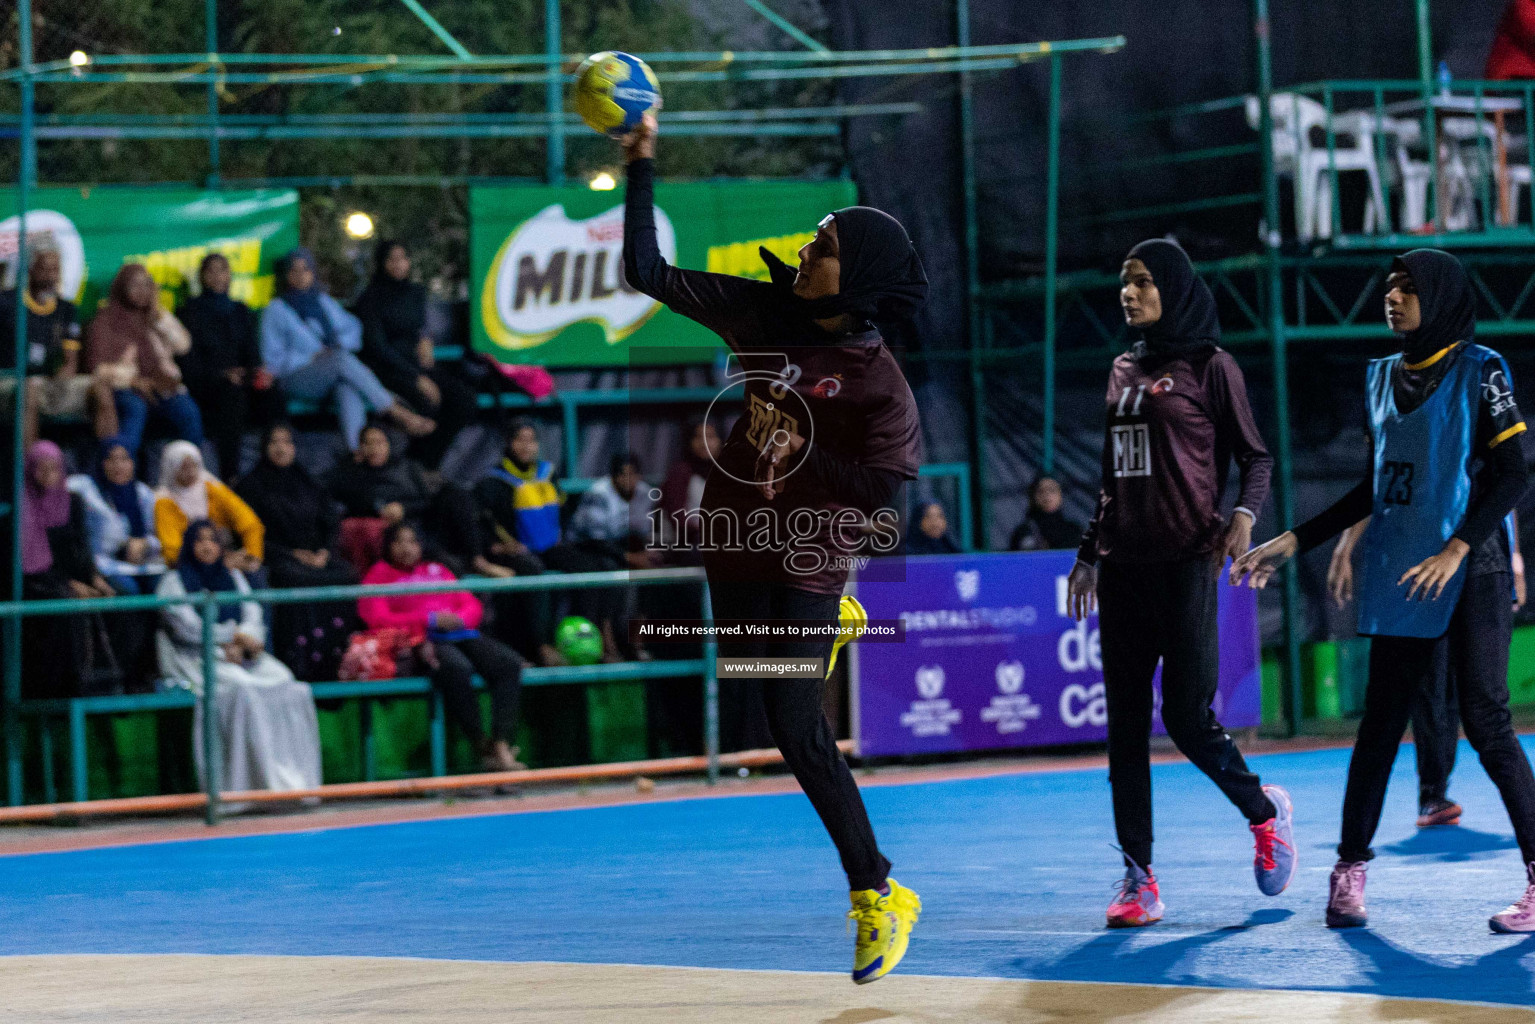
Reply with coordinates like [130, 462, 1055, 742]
[957, 0, 987, 549]
[545, 0, 565, 186]
[1417, 0, 1439, 228]
[6, 0, 37, 807]
[200, 593, 221, 825]
[1042, 53, 1062, 474]
[204, 0, 220, 187]
[701, 581, 718, 784]
[1254, 0, 1304, 736]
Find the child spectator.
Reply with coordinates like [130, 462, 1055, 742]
[359, 522, 526, 772]
[1009, 475, 1084, 552]
[260, 248, 434, 452]
[156, 520, 322, 795]
[153, 440, 263, 571]
[178, 253, 285, 477]
[84, 263, 202, 457]
[353, 240, 475, 468]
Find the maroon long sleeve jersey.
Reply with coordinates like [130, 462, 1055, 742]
[1077, 347, 1273, 565]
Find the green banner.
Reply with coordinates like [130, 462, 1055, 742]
[471, 179, 857, 366]
[0, 187, 300, 316]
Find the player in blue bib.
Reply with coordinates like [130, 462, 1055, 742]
[1232, 249, 1535, 933]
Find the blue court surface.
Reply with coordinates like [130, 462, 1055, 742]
[3, 739, 1535, 1008]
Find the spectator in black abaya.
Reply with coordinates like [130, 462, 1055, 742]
[329, 422, 502, 579]
[353, 240, 476, 468]
[1009, 476, 1084, 551]
[178, 253, 286, 477]
[236, 424, 360, 680]
[904, 501, 961, 555]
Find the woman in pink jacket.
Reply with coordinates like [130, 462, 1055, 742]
[360, 522, 525, 772]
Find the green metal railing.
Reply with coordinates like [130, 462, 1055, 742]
[0, 566, 715, 821]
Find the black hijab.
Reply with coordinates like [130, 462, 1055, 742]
[235, 425, 331, 552]
[758, 206, 929, 325]
[1126, 239, 1220, 365]
[355, 239, 426, 351]
[176, 520, 242, 623]
[1394, 248, 1475, 363]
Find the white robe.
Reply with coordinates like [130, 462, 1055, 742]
[156, 571, 321, 795]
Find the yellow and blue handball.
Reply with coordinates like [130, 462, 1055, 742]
[574, 51, 662, 138]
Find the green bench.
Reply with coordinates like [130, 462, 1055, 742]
[21, 658, 706, 805]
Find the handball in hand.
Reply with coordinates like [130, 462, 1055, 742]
[574, 51, 661, 138]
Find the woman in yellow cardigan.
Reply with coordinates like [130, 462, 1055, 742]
[155, 440, 264, 571]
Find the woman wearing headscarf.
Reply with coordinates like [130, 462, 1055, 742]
[178, 252, 285, 477]
[67, 443, 164, 594]
[1234, 249, 1535, 933]
[84, 263, 202, 457]
[21, 441, 125, 698]
[1066, 239, 1294, 929]
[259, 248, 435, 451]
[902, 501, 961, 555]
[153, 440, 263, 571]
[353, 240, 476, 468]
[622, 113, 923, 983]
[1009, 476, 1083, 551]
[155, 520, 322, 797]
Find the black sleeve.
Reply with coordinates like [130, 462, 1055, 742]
[623, 158, 773, 348]
[1456, 437, 1529, 550]
[799, 445, 904, 515]
[1076, 420, 1115, 565]
[237, 305, 263, 371]
[1291, 479, 1373, 553]
[328, 465, 372, 518]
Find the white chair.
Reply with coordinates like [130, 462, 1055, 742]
[1246, 94, 1388, 242]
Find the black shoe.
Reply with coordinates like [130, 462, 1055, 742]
[1417, 798, 1462, 827]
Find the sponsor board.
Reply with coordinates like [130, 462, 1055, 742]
[851, 551, 1260, 756]
[470, 180, 856, 366]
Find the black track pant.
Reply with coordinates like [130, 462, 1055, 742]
[1340, 571, 1535, 864]
[1411, 637, 1458, 806]
[431, 636, 523, 748]
[1098, 557, 1276, 869]
[709, 576, 891, 892]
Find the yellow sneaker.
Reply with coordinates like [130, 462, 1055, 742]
[848, 877, 921, 984]
[826, 595, 869, 679]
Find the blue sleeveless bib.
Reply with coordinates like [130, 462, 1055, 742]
[1356, 344, 1499, 638]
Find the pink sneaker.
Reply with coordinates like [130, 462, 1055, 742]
[1327, 859, 1368, 929]
[1490, 863, 1535, 933]
[1107, 860, 1164, 928]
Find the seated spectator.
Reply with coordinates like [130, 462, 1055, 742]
[68, 443, 165, 594]
[569, 453, 657, 660]
[475, 419, 612, 653]
[353, 240, 476, 469]
[178, 253, 286, 477]
[904, 500, 961, 555]
[261, 248, 434, 452]
[658, 415, 719, 557]
[154, 440, 263, 571]
[0, 247, 100, 447]
[21, 441, 133, 697]
[235, 423, 360, 680]
[156, 520, 322, 795]
[1008, 476, 1084, 552]
[359, 522, 526, 772]
[85, 263, 203, 457]
[328, 422, 502, 578]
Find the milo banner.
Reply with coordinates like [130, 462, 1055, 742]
[470, 180, 857, 366]
[851, 551, 1261, 757]
[0, 187, 299, 315]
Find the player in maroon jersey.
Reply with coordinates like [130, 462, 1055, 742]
[1066, 239, 1297, 927]
[620, 113, 924, 983]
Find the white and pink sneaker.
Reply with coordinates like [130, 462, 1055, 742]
[1326, 859, 1369, 929]
[1490, 863, 1535, 933]
[1107, 859, 1164, 928]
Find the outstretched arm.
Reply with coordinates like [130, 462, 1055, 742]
[621, 114, 772, 348]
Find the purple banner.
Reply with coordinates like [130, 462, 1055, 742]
[851, 551, 1260, 757]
